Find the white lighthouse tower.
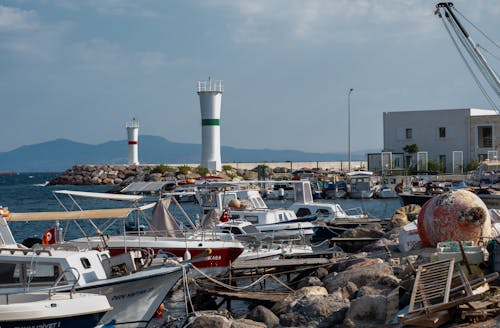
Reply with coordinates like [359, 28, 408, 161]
[197, 77, 223, 171]
[126, 118, 139, 165]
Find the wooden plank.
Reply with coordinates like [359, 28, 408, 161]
[403, 310, 451, 327]
[443, 258, 455, 303]
[200, 288, 290, 302]
[455, 263, 473, 296]
[409, 265, 423, 312]
[329, 237, 378, 242]
[230, 257, 330, 270]
[466, 300, 493, 310]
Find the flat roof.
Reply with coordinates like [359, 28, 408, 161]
[384, 108, 497, 116]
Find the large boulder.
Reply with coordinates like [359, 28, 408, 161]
[343, 295, 388, 327]
[272, 286, 349, 328]
[323, 258, 400, 295]
[230, 318, 266, 328]
[183, 311, 232, 328]
[246, 305, 279, 328]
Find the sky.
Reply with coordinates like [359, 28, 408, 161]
[0, 0, 499, 155]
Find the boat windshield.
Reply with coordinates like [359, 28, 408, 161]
[242, 225, 260, 234]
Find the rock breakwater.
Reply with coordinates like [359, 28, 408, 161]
[48, 164, 294, 186]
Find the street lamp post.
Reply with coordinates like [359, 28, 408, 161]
[348, 88, 354, 172]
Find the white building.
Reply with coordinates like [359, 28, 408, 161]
[383, 108, 499, 173]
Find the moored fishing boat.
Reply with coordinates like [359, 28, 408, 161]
[48, 190, 244, 276]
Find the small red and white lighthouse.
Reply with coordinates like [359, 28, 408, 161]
[126, 118, 139, 165]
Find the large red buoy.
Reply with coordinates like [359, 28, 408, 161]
[417, 189, 491, 247]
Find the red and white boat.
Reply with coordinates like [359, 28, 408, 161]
[51, 190, 244, 276]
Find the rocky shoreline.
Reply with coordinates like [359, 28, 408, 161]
[169, 207, 500, 328]
[48, 164, 306, 186]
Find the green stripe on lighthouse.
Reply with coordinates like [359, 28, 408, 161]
[202, 119, 220, 126]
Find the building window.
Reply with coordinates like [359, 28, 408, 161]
[478, 126, 493, 148]
[405, 128, 413, 139]
[439, 127, 446, 138]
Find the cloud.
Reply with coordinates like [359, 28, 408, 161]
[0, 5, 71, 61]
[72, 38, 128, 71]
[0, 5, 38, 31]
[59, 0, 157, 17]
[204, 0, 497, 45]
[138, 51, 168, 70]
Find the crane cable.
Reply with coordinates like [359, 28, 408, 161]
[447, 14, 500, 98]
[453, 7, 500, 50]
[438, 10, 499, 112]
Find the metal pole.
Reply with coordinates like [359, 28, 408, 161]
[348, 88, 354, 172]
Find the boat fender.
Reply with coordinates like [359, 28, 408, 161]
[220, 209, 229, 222]
[0, 207, 9, 217]
[183, 249, 192, 261]
[155, 303, 165, 318]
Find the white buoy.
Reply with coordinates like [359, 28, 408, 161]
[183, 249, 192, 261]
[126, 118, 139, 165]
[197, 77, 223, 171]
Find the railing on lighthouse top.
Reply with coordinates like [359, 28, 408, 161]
[126, 118, 139, 129]
[197, 78, 223, 93]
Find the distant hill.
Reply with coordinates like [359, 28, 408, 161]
[0, 135, 375, 172]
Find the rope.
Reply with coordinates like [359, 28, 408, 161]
[182, 265, 194, 315]
[27, 244, 42, 289]
[478, 45, 500, 62]
[189, 263, 295, 292]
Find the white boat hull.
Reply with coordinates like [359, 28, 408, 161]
[76, 265, 183, 328]
[0, 292, 111, 328]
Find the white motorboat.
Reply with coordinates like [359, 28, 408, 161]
[196, 183, 315, 238]
[214, 219, 313, 261]
[375, 186, 399, 199]
[346, 171, 379, 199]
[289, 181, 368, 223]
[0, 208, 185, 328]
[0, 290, 112, 328]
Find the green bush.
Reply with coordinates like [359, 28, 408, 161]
[194, 166, 209, 176]
[464, 160, 480, 172]
[151, 164, 174, 174]
[177, 165, 191, 175]
[428, 160, 444, 173]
